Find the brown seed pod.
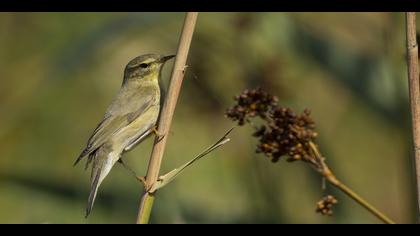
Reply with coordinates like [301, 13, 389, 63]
[316, 195, 338, 216]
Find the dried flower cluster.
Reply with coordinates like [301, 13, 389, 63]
[226, 88, 278, 125]
[226, 88, 395, 224]
[226, 88, 317, 163]
[316, 195, 338, 216]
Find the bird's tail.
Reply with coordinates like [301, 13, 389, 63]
[86, 167, 101, 218]
[85, 149, 120, 218]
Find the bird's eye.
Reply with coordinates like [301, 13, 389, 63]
[139, 63, 149, 68]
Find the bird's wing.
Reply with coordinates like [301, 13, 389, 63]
[74, 89, 155, 166]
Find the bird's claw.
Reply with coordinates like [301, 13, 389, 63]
[118, 159, 147, 188]
[136, 176, 147, 188]
[152, 126, 165, 142]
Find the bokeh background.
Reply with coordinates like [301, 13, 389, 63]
[0, 12, 417, 223]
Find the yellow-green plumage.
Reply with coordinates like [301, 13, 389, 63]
[75, 54, 174, 217]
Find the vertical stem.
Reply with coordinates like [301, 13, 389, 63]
[136, 12, 198, 224]
[406, 12, 420, 223]
[137, 194, 155, 224]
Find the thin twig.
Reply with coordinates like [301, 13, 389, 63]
[309, 142, 395, 224]
[328, 176, 395, 224]
[149, 127, 234, 193]
[405, 12, 420, 223]
[136, 12, 198, 224]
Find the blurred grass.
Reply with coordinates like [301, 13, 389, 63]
[0, 12, 416, 223]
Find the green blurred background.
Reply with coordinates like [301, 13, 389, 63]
[0, 12, 417, 223]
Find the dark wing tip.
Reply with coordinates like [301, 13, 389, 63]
[73, 155, 84, 167]
[74, 147, 91, 167]
[73, 156, 83, 167]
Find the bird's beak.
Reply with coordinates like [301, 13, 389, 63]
[160, 55, 176, 63]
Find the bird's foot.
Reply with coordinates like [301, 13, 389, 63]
[152, 126, 165, 142]
[136, 176, 147, 188]
[118, 159, 147, 188]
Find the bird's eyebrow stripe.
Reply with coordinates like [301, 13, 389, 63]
[127, 58, 155, 68]
[141, 58, 155, 64]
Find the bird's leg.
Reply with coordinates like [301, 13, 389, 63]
[152, 126, 165, 142]
[117, 159, 147, 188]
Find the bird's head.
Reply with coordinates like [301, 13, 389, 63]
[123, 54, 175, 84]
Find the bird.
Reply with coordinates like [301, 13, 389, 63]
[74, 54, 175, 217]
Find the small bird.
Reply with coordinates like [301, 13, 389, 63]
[74, 54, 175, 217]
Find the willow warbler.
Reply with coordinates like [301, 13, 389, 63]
[74, 54, 175, 217]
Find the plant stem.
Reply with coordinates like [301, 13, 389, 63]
[324, 171, 395, 224]
[137, 194, 155, 224]
[405, 12, 420, 223]
[136, 12, 198, 224]
[308, 142, 395, 224]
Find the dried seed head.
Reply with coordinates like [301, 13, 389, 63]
[226, 88, 278, 126]
[315, 195, 338, 216]
[226, 88, 318, 163]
